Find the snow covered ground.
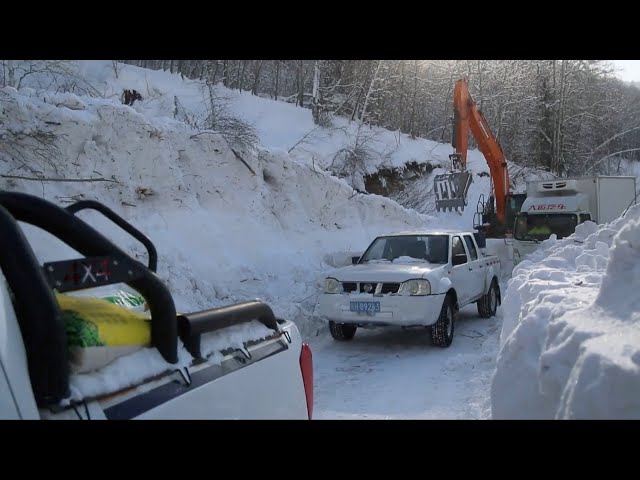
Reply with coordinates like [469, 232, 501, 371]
[313, 299, 502, 419]
[2, 60, 639, 418]
[492, 204, 640, 419]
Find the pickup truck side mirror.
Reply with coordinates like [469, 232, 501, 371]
[452, 253, 467, 266]
[352, 256, 360, 265]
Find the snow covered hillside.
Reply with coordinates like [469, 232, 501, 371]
[1, 61, 455, 340]
[70, 62, 555, 220]
[492, 204, 640, 419]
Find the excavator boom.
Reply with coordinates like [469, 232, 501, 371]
[451, 79, 470, 168]
[434, 79, 510, 232]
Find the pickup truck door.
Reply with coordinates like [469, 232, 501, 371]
[449, 235, 473, 306]
[463, 234, 486, 302]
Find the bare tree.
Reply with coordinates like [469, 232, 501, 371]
[251, 61, 265, 96]
[297, 60, 304, 107]
[117, 59, 640, 173]
[274, 60, 280, 100]
[360, 60, 383, 123]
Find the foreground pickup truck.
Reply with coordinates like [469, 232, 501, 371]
[0, 192, 313, 419]
[317, 230, 501, 347]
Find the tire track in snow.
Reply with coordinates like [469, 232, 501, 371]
[311, 303, 501, 419]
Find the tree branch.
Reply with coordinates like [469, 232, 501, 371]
[230, 148, 256, 175]
[585, 148, 640, 175]
[288, 126, 321, 153]
[1, 174, 119, 183]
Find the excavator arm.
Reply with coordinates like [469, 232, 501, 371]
[450, 79, 471, 170]
[435, 79, 511, 230]
[460, 80, 510, 226]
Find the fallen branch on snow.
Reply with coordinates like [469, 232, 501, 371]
[1, 174, 119, 183]
[230, 148, 256, 175]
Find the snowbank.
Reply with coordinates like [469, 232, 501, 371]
[492, 204, 640, 419]
[485, 238, 515, 281]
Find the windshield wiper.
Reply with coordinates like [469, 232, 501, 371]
[523, 235, 540, 243]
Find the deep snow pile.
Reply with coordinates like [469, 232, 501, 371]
[492, 204, 640, 419]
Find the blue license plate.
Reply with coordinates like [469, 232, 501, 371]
[350, 301, 380, 314]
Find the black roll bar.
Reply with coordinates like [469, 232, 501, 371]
[0, 192, 177, 407]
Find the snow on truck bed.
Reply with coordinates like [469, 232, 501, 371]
[68, 319, 275, 402]
[492, 204, 640, 419]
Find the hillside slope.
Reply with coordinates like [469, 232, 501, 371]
[0, 63, 443, 339]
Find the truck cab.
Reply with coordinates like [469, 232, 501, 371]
[512, 176, 637, 265]
[317, 230, 501, 348]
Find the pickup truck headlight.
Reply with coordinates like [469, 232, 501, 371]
[399, 279, 431, 296]
[324, 277, 342, 294]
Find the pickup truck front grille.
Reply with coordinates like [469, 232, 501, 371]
[380, 283, 400, 294]
[342, 282, 358, 293]
[341, 282, 401, 294]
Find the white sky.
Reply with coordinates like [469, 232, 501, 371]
[611, 60, 640, 83]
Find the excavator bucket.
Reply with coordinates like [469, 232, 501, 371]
[434, 170, 473, 212]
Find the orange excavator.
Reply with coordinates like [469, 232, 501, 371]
[434, 78, 525, 238]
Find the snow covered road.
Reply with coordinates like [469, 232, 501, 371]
[312, 301, 502, 419]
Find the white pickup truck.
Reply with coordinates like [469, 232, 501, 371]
[0, 192, 313, 420]
[317, 230, 501, 347]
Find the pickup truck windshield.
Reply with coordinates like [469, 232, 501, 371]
[514, 213, 578, 241]
[359, 235, 449, 264]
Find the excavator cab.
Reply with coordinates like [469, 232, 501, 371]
[473, 192, 527, 237]
[434, 157, 473, 213]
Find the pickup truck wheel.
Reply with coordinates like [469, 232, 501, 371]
[329, 321, 357, 341]
[431, 296, 455, 348]
[477, 279, 498, 318]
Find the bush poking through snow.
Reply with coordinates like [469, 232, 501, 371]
[135, 186, 154, 200]
[316, 110, 334, 128]
[2, 61, 101, 97]
[204, 84, 258, 152]
[0, 95, 63, 174]
[121, 89, 143, 106]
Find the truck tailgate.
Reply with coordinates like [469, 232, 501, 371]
[83, 321, 308, 420]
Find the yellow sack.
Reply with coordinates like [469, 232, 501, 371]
[56, 293, 152, 373]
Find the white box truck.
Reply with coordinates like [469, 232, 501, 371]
[512, 176, 637, 265]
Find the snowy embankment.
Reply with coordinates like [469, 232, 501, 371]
[492, 204, 640, 419]
[0, 62, 438, 343]
[0, 67, 443, 398]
